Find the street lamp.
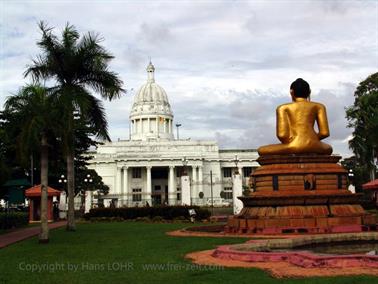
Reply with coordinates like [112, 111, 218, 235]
[348, 169, 354, 185]
[176, 123, 182, 140]
[234, 154, 239, 174]
[348, 169, 354, 178]
[84, 174, 93, 184]
[82, 174, 93, 208]
[59, 174, 67, 188]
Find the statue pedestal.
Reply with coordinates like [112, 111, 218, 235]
[226, 155, 376, 234]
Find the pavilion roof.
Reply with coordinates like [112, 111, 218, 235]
[362, 179, 378, 190]
[25, 185, 61, 197]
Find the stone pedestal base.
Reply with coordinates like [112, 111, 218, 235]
[226, 154, 376, 234]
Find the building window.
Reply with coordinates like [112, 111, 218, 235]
[177, 193, 181, 201]
[223, 187, 233, 200]
[154, 185, 161, 191]
[243, 167, 252, 177]
[132, 168, 141, 179]
[223, 168, 232, 178]
[132, 188, 142, 201]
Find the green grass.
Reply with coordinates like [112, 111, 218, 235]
[0, 222, 376, 284]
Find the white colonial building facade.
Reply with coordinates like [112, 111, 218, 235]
[88, 62, 259, 207]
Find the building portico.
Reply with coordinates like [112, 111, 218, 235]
[110, 161, 208, 206]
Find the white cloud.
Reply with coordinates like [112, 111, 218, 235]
[1, 0, 377, 158]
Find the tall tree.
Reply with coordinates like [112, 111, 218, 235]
[0, 112, 11, 190]
[4, 84, 58, 243]
[25, 22, 124, 231]
[346, 72, 378, 182]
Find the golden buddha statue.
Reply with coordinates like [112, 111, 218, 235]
[258, 78, 333, 156]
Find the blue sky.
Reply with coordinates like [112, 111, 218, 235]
[1, 0, 377, 157]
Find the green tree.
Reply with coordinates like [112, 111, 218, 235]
[341, 156, 370, 191]
[4, 84, 58, 243]
[25, 22, 124, 231]
[0, 112, 11, 190]
[48, 118, 110, 196]
[346, 72, 378, 182]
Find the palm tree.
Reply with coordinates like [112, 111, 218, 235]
[25, 22, 124, 231]
[4, 84, 58, 243]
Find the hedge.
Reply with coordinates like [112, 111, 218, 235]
[84, 206, 211, 221]
[0, 212, 29, 230]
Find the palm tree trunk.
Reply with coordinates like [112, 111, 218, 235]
[39, 134, 49, 243]
[66, 148, 76, 231]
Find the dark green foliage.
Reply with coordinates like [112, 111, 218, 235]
[85, 206, 211, 221]
[0, 112, 12, 188]
[341, 156, 370, 192]
[346, 72, 378, 182]
[1, 91, 109, 195]
[0, 212, 29, 230]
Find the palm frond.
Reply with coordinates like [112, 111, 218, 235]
[78, 69, 125, 100]
[62, 22, 79, 50]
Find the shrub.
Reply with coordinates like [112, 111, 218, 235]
[0, 212, 29, 230]
[85, 206, 211, 222]
[134, 217, 151, 223]
[151, 216, 164, 223]
[173, 216, 187, 222]
[242, 189, 251, 196]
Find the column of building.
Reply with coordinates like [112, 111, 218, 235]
[192, 166, 197, 204]
[168, 166, 176, 205]
[198, 166, 203, 200]
[146, 166, 152, 205]
[116, 166, 122, 199]
[123, 166, 128, 206]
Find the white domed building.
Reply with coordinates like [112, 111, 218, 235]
[129, 62, 174, 141]
[88, 62, 259, 207]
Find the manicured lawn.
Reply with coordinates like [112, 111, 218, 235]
[0, 222, 375, 284]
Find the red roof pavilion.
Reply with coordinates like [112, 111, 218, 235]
[25, 185, 61, 222]
[25, 185, 61, 197]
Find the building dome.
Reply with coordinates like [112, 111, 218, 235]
[129, 62, 174, 141]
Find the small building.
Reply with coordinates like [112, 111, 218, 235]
[25, 185, 61, 222]
[363, 179, 378, 206]
[1, 178, 30, 206]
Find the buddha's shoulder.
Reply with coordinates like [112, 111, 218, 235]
[310, 101, 326, 109]
[277, 101, 326, 109]
[276, 102, 296, 110]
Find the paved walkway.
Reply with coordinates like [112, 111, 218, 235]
[0, 221, 66, 248]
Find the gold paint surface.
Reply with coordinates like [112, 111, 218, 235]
[258, 97, 333, 155]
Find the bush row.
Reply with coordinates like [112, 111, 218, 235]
[0, 212, 29, 230]
[84, 206, 211, 221]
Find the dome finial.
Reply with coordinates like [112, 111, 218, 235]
[146, 59, 155, 82]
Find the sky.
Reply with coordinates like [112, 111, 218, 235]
[1, 0, 377, 157]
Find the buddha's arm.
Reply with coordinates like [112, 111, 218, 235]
[316, 104, 330, 140]
[276, 106, 290, 143]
